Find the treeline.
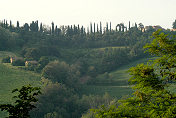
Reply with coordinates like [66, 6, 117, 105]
[0, 19, 165, 79]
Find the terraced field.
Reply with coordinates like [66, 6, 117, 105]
[80, 57, 156, 98]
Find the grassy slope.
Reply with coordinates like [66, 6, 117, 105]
[80, 57, 156, 98]
[0, 51, 41, 117]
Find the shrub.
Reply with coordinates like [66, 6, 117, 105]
[12, 59, 25, 66]
[1, 56, 10, 63]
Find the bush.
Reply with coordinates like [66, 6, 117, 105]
[12, 59, 25, 66]
[1, 56, 10, 63]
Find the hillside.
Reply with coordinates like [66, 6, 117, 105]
[0, 51, 41, 117]
[80, 57, 156, 98]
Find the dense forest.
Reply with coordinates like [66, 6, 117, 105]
[0, 19, 176, 118]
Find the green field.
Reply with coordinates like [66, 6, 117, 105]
[0, 51, 41, 117]
[80, 57, 156, 98]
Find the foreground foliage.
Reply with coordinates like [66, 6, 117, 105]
[92, 30, 176, 117]
[0, 85, 41, 118]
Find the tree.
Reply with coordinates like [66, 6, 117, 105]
[9, 20, 12, 30]
[92, 30, 176, 117]
[106, 22, 108, 32]
[100, 22, 102, 34]
[0, 85, 41, 118]
[42, 60, 70, 83]
[173, 19, 176, 29]
[30, 81, 82, 118]
[128, 21, 131, 30]
[94, 22, 96, 34]
[40, 23, 43, 33]
[23, 23, 29, 31]
[17, 21, 19, 28]
[51, 22, 54, 35]
[90, 22, 93, 33]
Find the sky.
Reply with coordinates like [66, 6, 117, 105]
[0, 0, 176, 29]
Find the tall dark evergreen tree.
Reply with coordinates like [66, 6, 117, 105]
[10, 20, 12, 30]
[40, 23, 43, 32]
[81, 26, 84, 34]
[129, 21, 131, 30]
[100, 22, 102, 34]
[116, 25, 118, 32]
[5, 20, 8, 28]
[90, 22, 93, 33]
[3, 19, 6, 28]
[106, 22, 108, 32]
[55, 25, 58, 35]
[51, 22, 54, 35]
[17, 21, 20, 28]
[30, 21, 35, 31]
[110, 22, 112, 33]
[94, 22, 96, 33]
[135, 22, 138, 29]
[97, 24, 99, 33]
[35, 20, 39, 32]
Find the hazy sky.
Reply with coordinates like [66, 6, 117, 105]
[0, 0, 176, 29]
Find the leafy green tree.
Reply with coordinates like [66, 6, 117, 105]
[30, 81, 81, 118]
[42, 60, 70, 83]
[92, 30, 176, 117]
[0, 85, 41, 118]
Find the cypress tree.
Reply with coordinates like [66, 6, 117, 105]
[40, 23, 43, 32]
[81, 26, 84, 34]
[106, 22, 108, 32]
[90, 22, 93, 33]
[97, 24, 99, 32]
[35, 20, 38, 32]
[17, 21, 19, 28]
[135, 22, 137, 29]
[94, 22, 96, 33]
[3, 19, 5, 28]
[110, 22, 112, 33]
[73, 24, 76, 35]
[129, 21, 131, 30]
[0, 20, 3, 27]
[78, 24, 80, 30]
[100, 22, 102, 34]
[78, 24, 80, 34]
[30, 21, 35, 31]
[70, 25, 73, 35]
[55, 25, 58, 35]
[116, 25, 118, 32]
[10, 20, 12, 30]
[83, 28, 85, 34]
[51, 22, 54, 35]
[5, 20, 8, 28]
